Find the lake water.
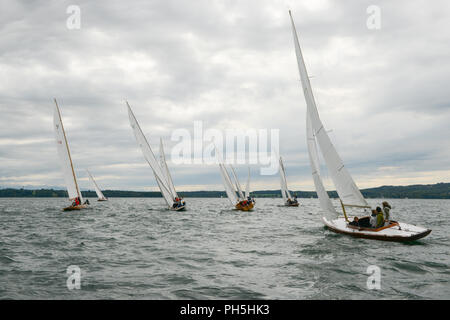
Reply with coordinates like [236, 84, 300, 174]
[0, 197, 448, 299]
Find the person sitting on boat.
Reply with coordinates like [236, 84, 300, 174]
[375, 206, 385, 228]
[382, 201, 391, 221]
[293, 195, 298, 203]
[84, 199, 90, 205]
[370, 209, 378, 228]
[349, 216, 359, 227]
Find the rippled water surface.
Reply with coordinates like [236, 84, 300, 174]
[0, 197, 448, 299]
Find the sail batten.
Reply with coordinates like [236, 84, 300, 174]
[289, 11, 368, 212]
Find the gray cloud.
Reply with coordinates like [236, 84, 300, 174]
[1, 0, 449, 192]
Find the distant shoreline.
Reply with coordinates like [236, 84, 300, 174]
[1, 182, 449, 199]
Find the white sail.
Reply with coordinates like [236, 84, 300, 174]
[127, 101, 174, 207]
[228, 164, 245, 200]
[219, 163, 239, 205]
[289, 11, 369, 209]
[215, 145, 239, 204]
[53, 100, 82, 202]
[279, 157, 292, 201]
[159, 138, 178, 199]
[245, 167, 250, 198]
[86, 169, 106, 200]
[307, 114, 338, 217]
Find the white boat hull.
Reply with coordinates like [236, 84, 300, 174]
[322, 217, 431, 242]
[171, 205, 186, 211]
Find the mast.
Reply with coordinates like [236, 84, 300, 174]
[54, 99, 81, 200]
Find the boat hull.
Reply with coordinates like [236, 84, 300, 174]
[63, 204, 89, 211]
[171, 205, 186, 211]
[285, 202, 299, 207]
[235, 202, 254, 211]
[97, 198, 108, 201]
[322, 217, 431, 242]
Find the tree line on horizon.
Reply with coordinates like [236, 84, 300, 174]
[0, 183, 449, 199]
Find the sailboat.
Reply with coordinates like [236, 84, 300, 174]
[279, 156, 299, 207]
[216, 148, 254, 211]
[53, 99, 88, 211]
[289, 11, 431, 241]
[127, 101, 186, 211]
[86, 169, 108, 201]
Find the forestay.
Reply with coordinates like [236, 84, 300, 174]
[289, 11, 368, 210]
[127, 102, 175, 207]
[53, 100, 82, 202]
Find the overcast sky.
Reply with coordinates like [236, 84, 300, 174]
[1, 0, 449, 192]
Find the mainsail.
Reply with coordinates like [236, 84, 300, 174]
[127, 101, 175, 207]
[219, 163, 239, 205]
[228, 164, 245, 200]
[307, 114, 338, 217]
[86, 169, 106, 200]
[279, 157, 292, 201]
[159, 138, 178, 199]
[289, 11, 369, 215]
[53, 99, 82, 202]
[215, 146, 240, 205]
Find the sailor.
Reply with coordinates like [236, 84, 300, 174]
[85, 199, 90, 205]
[370, 209, 378, 228]
[349, 216, 359, 226]
[375, 206, 384, 228]
[382, 201, 391, 221]
[293, 195, 298, 203]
